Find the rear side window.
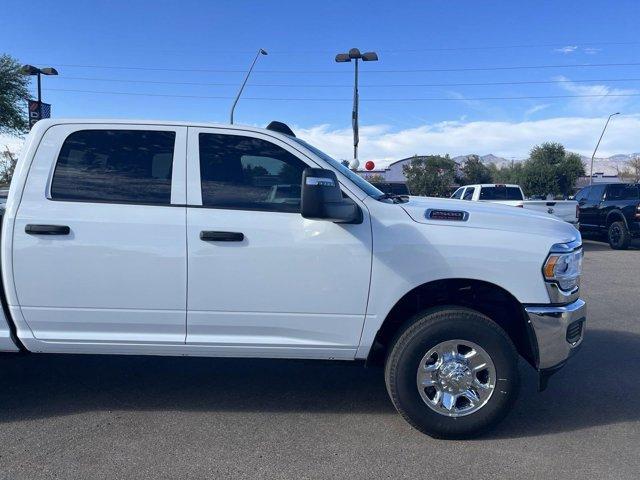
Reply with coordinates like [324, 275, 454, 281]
[479, 186, 523, 201]
[606, 184, 640, 200]
[51, 130, 175, 205]
[198, 133, 307, 212]
[463, 187, 475, 200]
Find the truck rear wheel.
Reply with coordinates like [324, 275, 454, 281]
[608, 221, 631, 250]
[384, 307, 519, 439]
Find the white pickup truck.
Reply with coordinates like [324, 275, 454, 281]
[0, 119, 585, 439]
[452, 184, 579, 226]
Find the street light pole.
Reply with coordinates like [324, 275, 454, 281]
[230, 48, 267, 125]
[20, 65, 58, 127]
[353, 57, 359, 166]
[36, 71, 42, 119]
[590, 112, 620, 185]
[335, 48, 379, 170]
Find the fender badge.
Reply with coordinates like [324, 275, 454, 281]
[426, 209, 469, 221]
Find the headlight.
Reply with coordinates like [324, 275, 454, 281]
[543, 243, 583, 291]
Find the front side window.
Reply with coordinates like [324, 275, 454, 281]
[199, 133, 307, 212]
[51, 129, 175, 205]
[451, 187, 463, 199]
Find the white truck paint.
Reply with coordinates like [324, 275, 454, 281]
[452, 184, 579, 226]
[0, 119, 586, 438]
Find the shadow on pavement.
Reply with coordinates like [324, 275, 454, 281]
[1, 328, 638, 438]
[582, 236, 640, 251]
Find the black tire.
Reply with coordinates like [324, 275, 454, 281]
[384, 307, 519, 439]
[608, 221, 631, 250]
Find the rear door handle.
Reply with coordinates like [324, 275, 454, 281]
[25, 224, 70, 235]
[200, 231, 244, 242]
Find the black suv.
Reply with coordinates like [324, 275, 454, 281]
[575, 183, 640, 249]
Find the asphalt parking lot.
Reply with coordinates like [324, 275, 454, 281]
[1, 238, 639, 480]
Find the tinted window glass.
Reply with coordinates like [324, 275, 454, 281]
[588, 185, 606, 202]
[463, 187, 475, 200]
[51, 130, 175, 205]
[606, 184, 640, 200]
[199, 133, 307, 212]
[479, 186, 523, 201]
[451, 187, 463, 199]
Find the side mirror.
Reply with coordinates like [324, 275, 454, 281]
[301, 168, 362, 223]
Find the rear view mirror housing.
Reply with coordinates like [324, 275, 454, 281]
[301, 168, 362, 224]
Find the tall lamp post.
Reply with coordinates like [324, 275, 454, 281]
[230, 49, 267, 124]
[590, 112, 620, 185]
[335, 48, 378, 170]
[20, 64, 58, 120]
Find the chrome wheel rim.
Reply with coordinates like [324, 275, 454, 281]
[416, 339, 496, 417]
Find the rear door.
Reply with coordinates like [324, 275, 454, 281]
[184, 127, 372, 358]
[12, 124, 188, 345]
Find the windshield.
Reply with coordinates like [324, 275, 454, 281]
[289, 137, 384, 198]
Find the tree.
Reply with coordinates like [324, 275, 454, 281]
[0, 54, 30, 135]
[403, 155, 457, 197]
[625, 156, 640, 182]
[460, 155, 492, 184]
[365, 173, 385, 183]
[0, 145, 18, 185]
[520, 142, 585, 198]
[488, 161, 523, 185]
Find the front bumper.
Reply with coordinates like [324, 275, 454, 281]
[525, 298, 586, 370]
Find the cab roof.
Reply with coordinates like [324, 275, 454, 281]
[31, 118, 295, 140]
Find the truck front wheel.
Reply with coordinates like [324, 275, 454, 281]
[384, 307, 520, 439]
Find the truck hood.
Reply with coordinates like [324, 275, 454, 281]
[400, 196, 579, 242]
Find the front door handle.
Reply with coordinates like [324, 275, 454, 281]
[200, 231, 244, 242]
[25, 224, 70, 235]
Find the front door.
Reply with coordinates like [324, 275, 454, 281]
[582, 184, 605, 227]
[12, 124, 188, 345]
[185, 127, 372, 359]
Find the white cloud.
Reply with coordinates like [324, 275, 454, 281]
[554, 45, 578, 54]
[296, 115, 640, 167]
[524, 104, 551, 117]
[554, 75, 638, 115]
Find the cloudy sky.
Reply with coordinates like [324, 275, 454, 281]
[2, 0, 639, 166]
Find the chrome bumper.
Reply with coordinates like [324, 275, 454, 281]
[525, 299, 586, 370]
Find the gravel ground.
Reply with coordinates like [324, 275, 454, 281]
[1, 238, 639, 479]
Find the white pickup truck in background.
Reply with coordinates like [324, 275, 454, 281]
[0, 119, 586, 439]
[452, 184, 579, 226]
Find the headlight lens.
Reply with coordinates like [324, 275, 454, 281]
[543, 246, 583, 291]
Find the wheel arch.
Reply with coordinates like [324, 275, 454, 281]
[367, 278, 537, 368]
[605, 209, 628, 229]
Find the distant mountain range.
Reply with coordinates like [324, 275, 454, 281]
[453, 153, 640, 176]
